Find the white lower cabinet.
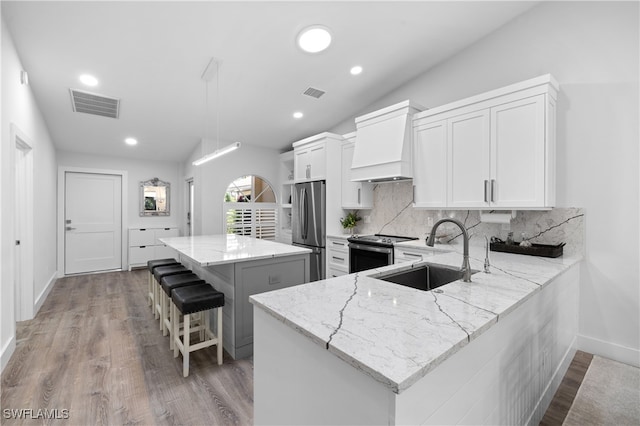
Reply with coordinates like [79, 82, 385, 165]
[327, 236, 349, 278]
[128, 227, 179, 270]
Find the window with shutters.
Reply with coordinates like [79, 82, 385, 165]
[224, 175, 277, 240]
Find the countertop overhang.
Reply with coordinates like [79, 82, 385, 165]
[250, 240, 583, 394]
[159, 234, 312, 267]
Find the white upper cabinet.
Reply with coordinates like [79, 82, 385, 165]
[412, 74, 558, 210]
[292, 133, 340, 182]
[294, 144, 327, 182]
[448, 109, 491, 208]
[412, 119, 448, 208]
[490, 95, 546, 208]
[341, 133, 373, 209]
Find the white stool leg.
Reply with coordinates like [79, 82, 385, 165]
[199, 311, 205, 342]
[183, 313, 190, 377]
[148, 271, 154, 308]
[173, 303, 180, 358]
[161, 291, 168, 335]
[154, 279, 160, 320]
[217, 307, 223, 365]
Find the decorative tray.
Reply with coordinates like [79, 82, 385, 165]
[489, 241, 565, 258]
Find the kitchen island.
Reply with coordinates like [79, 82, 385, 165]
[160, 234, 311, 359]
[250, 240, 582, 425]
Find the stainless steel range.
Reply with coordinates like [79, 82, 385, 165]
[347, 234, 418, 273]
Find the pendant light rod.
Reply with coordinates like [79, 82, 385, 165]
[194, 57, 240, 166]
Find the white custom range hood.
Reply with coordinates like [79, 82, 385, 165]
[351, 100, 424, 182]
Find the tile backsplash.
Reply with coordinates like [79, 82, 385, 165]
[348, 181, 584, 255]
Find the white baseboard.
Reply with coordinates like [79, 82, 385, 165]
[527, 337, 577, 426]
[34, 270, 58, 315]
[577, 334, 640, 368]
[1, 335, 16, 373]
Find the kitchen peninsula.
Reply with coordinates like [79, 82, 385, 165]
[160, 234, 311, 359]
[250, 241, 582, 425]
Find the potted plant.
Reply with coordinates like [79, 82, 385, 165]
[340, 211, 362, 235]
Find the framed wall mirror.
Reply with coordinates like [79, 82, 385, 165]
[140, 177, 170, 216]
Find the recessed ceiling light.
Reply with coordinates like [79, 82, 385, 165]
[297, 25, 332, 53]
[350, 66, 363, 75]
[293, 111, 304, 119]
[79, 74, 98, 86]
[125, 137, 137, 146]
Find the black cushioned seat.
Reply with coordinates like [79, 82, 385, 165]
[172, 284, 224, 315]
[160, 273, 204, 296]
[147, 258, 180, 272]
[153, 264, 191, 281]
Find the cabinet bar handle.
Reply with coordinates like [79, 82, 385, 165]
[332, 241, 345, 246]
[357, 188, 361, 204]
[332, 256, 345, 261]
[491, 179, 496, 203]
[484, 180, 489, 203]
[403, 252, 422, 258]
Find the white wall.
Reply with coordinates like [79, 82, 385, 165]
[333, 1, 639, 364]
[1, 18, 58, 370]
[183, 141, 281, 236]
[56, 151, 183, 230]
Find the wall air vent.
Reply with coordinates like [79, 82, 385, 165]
[302, 87, 325, 99]
[69, 89, 120, 119]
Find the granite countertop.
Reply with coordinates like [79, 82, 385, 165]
[159, 234, 311, 267]
[250, 240, 583, 394]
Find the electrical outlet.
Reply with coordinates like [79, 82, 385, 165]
[364, 215, 371, 224]
[427, 217, 433, 227]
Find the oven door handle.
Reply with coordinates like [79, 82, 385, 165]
[348, 243, 393, 255]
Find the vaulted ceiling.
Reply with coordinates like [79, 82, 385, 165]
[2, 1, 537, 162]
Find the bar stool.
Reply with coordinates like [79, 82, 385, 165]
[159, 273, 205, 343]
[172, 283, 224, 377]
[147, 258, 180, 311]
[152, 264, 191, 321]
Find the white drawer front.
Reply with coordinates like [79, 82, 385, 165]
[327, 238, 349, 253]
[328, 251, 349, 271]
[129, 246, 155, 265]
[154, 228, 179, 244]
[328, 268, 348, 278]
[129, 229, 155, 246]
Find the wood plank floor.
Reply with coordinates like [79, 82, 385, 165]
[1, 270, 253, 425]
[539, 350, 593, 426]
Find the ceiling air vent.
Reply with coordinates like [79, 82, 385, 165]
[69, 89, 120, 119]
[302, 87, 325, 99]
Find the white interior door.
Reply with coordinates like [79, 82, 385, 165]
[65, 172, 122, 274]
[14, 138, 34, 321]
[14, 149, 24, 320]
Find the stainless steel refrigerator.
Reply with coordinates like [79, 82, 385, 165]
[292, 180, 326, 281]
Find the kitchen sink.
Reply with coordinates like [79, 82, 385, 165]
[378, 263, 478, 291]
